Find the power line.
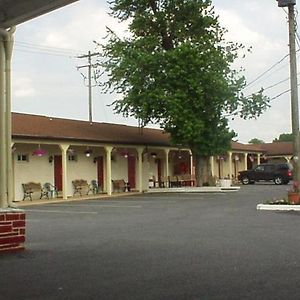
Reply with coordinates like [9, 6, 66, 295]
[244, 53, 290, 89]
[14, 40, 84, 55]
[14, 47, 75, 58]
[261, 71, 300, 92]
[269, 88, 291, 101]
[243, 8, 300, 92]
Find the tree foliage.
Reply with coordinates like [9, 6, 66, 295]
[273, 133, 293, 142]
[97, 0, 269, 157]
[248, 138, 265, 144]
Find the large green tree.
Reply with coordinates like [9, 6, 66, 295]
[97, 0, 269, 185]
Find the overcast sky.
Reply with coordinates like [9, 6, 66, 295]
[12, 0, 298, 143]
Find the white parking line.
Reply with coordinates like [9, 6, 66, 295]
[25, 209, 98, 214]
[41, 204, 142, 209]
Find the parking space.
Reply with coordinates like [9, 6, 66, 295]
[1, 185, 300, 299]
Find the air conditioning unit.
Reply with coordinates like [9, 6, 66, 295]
[277, 0, 296, 7]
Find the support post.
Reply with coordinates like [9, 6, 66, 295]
[105, 146, 113, 195]
[5, 28, 15, 206]
[189, 150, 193, 175]
[164, 148, 170, 182]
[228, 151, 232, 179]
[244, 153, 248, 171]
[288, 4, 300, 193]
[137, 147, 144, 192]
[210, 156, 215, 177]
[0, 37, 6, 208]
[59, 144, 69, 200]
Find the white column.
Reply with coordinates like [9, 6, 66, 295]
[5, 30, 15, 206]
[244, 153, 248, 170]
[189, 150, 193, 175]
[0, 37, 7, 208]
[137, 147, 144, 192]
[105, 146, 113, 195]
[164, 149, 170, 187]
[228, 151, 232, 178]
[210, 156, 214, 177]
[164, 148, 170, 177]
[257, 153, 261, 165]
[59, 144, 69, 200]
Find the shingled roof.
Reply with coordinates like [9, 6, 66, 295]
[12, 113, 291, 155]
[259, 142, 293, 156]
[230, 141, 263, 153]
[12, 112, 171, 147]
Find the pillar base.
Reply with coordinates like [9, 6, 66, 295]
[0, 209, 26, 253]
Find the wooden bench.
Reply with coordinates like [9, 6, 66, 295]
[72, 179, 91, 196]
[177, 174, 196, 187]
[22, 182, 48, 201]
[112, 179, 130, 192]
[168, 175, 196, 187]
[169, 176, 180, 187]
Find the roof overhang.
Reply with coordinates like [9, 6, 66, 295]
[0, 0, 78, 29]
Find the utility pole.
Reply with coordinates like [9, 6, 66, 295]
[277, 0, 300, 193]
[77, 51, 99, 123]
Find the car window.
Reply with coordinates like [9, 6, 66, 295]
[255, 165, 265, 172]
[265, 165, 274, 172]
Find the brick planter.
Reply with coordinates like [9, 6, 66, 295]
[0, 209, 26, 253]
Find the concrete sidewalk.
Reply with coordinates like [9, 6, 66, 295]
[14, 186, 240, 207]
[148, 186, 240, 193]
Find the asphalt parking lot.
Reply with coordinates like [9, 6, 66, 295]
[1, 183, 300, 300]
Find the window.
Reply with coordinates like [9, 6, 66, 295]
[265, 165, 274, 172]
[255, 165, 265, 172]
[68, 155, 77, 161]
[17, 154, 29, 162]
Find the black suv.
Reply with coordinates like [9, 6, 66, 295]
[238, 163, 293, 185]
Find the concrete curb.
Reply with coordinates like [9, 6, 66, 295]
[14, 186, 241, 208]
[15, 192, 141, 207]
[147, 186, 240, 193]
[257, 203, 300, 211]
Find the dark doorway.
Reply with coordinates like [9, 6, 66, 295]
[128, 156, 136, 189]
[97, 156, 104, 188]
[54, 155, 62, 191]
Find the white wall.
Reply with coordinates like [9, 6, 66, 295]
[111, 154, 128, 181]
[14, 144, 55, 201]
[13, 143, 190, 200]
[67, 154, 97, 197]
[148, 158, 157, 179]
[14, 144, 99, 200]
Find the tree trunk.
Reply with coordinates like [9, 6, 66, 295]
[194, 154, 211, 186]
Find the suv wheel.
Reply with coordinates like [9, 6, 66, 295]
[241, 177, 250, 185]
[274, 176, 283, 185]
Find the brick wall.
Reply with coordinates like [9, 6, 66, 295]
[0, 210, 26, 253]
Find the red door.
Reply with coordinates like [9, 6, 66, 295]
[54, 155, 62, 191]
[97, 156, 104, 188]
[128, 156, 136, 189]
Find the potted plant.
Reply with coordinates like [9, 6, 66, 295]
[219, 175, 232, 188]
[288, 182, 300, 204]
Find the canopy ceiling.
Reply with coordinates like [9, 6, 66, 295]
[0, 0, 78, 28]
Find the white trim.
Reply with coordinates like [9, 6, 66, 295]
[257, 204, 300, 211]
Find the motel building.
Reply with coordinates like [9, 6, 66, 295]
[9, 112, 293, 202]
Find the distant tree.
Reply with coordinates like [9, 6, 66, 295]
[273, 133, 293, 142]
[248, 138, 265, 144]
